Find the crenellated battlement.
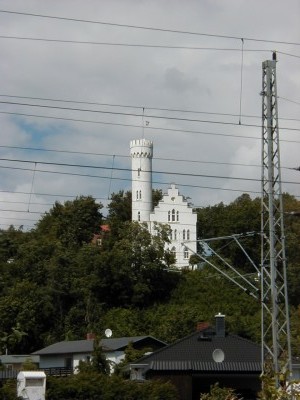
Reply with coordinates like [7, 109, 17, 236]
[130, 138, 153, 158]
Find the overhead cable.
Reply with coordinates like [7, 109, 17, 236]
[1, 93, 299, 122]
[0, 161, 299, 186]
[0, 100, 299, 131]
[0, 9, 299, 46]
[0, 35, 276, 52]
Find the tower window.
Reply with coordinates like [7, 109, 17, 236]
[172, 209, 176, 222]
[138, 211, 141, 221]
[139, 190, 142, 199]
[138, 168, 141, 177]
[174, 229, 177, 240]
[177, 211, 179, 221]
[183, 229, 186, 240]
[168, 211, 170, 222]
[136, 191, 139, 200]
[187, 230, 190, 240]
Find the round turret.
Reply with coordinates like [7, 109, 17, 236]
[130, 139, 153, 222]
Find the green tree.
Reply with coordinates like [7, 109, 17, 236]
[107, 190, 132, 222]
[46, 373, 179, 400]
[92, 221, 179, 308]
[77, 339, 110, 375]
[196, 194, 261, 271]
[107, 189, 163, 223]
[35, 196, 103, 248]
[200, 383, 242, 400]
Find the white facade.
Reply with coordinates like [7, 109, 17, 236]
[149, 184, 197, 268]
[131, 139, 197, 269]
[17, 371, 46, 400]
[130, 139, 153, 223]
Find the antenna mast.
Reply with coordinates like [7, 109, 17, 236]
[261, 54, 292, 384]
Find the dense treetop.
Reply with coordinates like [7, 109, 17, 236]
[0, 192, 299, 357]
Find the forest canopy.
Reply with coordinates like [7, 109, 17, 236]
[0, 192, 299, 357]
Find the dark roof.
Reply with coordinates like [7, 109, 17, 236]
[133, 328, 261, 373]
[32, 336, 166, 356]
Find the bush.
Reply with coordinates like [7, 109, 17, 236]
[46, 373, 179, 400]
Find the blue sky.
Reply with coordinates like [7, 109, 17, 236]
[0, 0, 299, 229]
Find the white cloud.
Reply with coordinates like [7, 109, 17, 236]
[0, 0, 299, 229]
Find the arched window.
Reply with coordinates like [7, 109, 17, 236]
[176, 211, 179, 221]
[174, 229, 177, 240]
[136, 191, 139, 200]
[138, 211, 141, 221]
[139, 190, 142, 199]
[187, 229, 190, 240]
[171, 246, 176, 257]
[172, 209, 176, 222]
[184, 247, 189, 259]
[183, 229, 186, 240]
[168, 211, 171, 222]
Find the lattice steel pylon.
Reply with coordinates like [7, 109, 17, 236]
[261, 56, 292, 385]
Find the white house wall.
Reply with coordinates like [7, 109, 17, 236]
[149, 184, 197, 268]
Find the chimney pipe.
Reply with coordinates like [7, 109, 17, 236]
[215, 313, 225, 337]
[196, 321, 210, 332]
[86, 333, 96, 340]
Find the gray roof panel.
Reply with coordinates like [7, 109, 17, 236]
[134, 329, 262, 373]
[32, 336, 166, 355]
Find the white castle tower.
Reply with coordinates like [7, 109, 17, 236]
[130, 138, 197, 269]
[130, 139, 153, 223]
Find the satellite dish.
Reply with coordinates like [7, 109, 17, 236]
[212, 348, 225, 363]
[105, 328, 112, 338]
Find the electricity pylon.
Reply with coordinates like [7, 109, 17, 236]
[183, 55, 292, 389]
[261, 55, 292, 385]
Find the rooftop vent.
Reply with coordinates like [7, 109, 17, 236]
[215, 313, 225, 337]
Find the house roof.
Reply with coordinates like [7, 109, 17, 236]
[132, 328, 261, 373]
[0, 355, 40, 365]
[32, 336, 166, 356]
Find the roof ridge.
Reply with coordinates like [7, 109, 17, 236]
[228, 334, 260, 346]
[133, 330, 208, 363]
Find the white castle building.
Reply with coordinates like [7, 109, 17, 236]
[130, 138, 197, 269]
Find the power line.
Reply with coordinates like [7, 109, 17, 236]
[0, 216, 38, 222]
[1, 100, 300, 131]
[1, 93, 299, 123]
[1, 157, 299, 185]
[0, 199, 54, 207]
[276, 51, 300, 59]
[2, 145, 296, 170]
[0, 9, 299, 46]
[0, 35, 276, 53]
[1, 110, 300, 142]
[0, 208, 41, 214]
[0, 144, 263, 169]
[0, 162, 299, 199]
[279, 96, 300, 106]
